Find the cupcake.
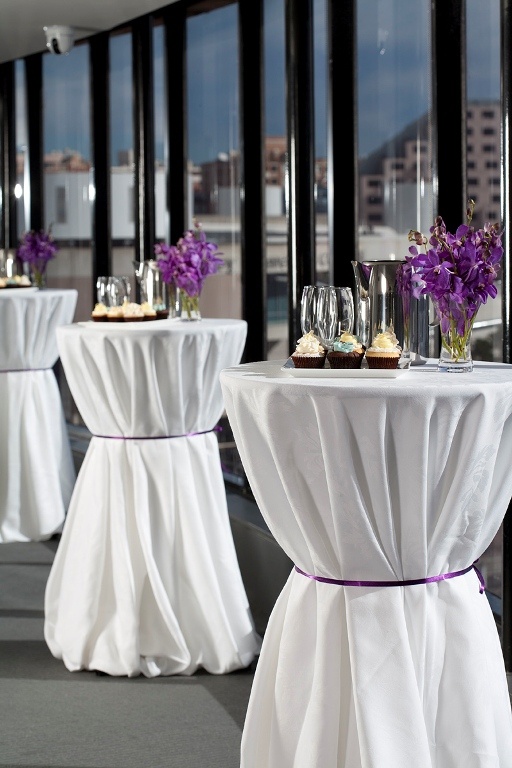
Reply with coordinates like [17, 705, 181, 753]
[106, 306, 125, 322]
[123, 302, 145, 322]
[140, 301, 157, 321]
[91, 302, 108, 322]
[154, 301, 169, 319]
[327, 332, 365, 369]
[365, 330, 401, 369]
[291, 330, 327, 369]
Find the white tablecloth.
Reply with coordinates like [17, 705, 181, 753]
[0, 288, 77, 542]
[220, 359, 512, 768]
[44, 318, 261, 677]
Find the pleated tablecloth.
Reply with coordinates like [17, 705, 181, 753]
[44, 318, 261, 678]
[220, 359, 512, 768]
[0, 288, 77, 542]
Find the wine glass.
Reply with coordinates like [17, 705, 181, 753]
[300, 285, 319, 335]
[316, 286, 354, 350]
[96, 276, 109, 306]
[107, 276, 128, 307]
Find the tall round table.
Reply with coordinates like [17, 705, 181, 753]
[44, 318, 261, 678]
[0, 288, 77, 542]
[220, 359, 512, 768]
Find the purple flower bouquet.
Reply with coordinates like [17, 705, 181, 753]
[155, 221, 224, 320]
[17, 228, 59, 288]
[407, 200, 503, 371]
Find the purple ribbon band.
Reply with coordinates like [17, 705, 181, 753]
[0, 367, 51, 372]
[295, 563, 485, 594]
[92, 426, 221, 441]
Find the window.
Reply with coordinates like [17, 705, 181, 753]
[357, 0, 433, 246]
[110, 30, 135, 278]
[186, 3, 242, 325]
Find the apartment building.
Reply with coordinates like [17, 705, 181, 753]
[359, 100, 501, 231]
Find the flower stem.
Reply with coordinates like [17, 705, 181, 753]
[440, 313, 475, 362]
[180, 291, 201, 320]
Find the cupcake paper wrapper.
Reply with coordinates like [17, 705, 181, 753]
[291, 354, 326, 369]
[327, 352, 364, 369]
[366, 355, 399, 369]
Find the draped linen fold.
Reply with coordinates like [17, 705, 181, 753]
[0, 289, 77, 542]
[220, 359, 512, 768]
[44, 319, 261, 677]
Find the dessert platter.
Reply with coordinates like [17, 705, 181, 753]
[0, 286, 38, 293]
[281, 357, 407, 378]
[283, 329, 409, 378]
[89, 300, 169, 323]
[78, 318, 176, 329]
[0, 275, 36, 290]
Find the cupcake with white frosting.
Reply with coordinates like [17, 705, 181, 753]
[365, 330, 401, 369]
[291, 330, 327, 369]
[140, 301, 157, 320]
[106, 306, 125, 322]
[91, 302, 108, 322]
[123, 302, 145, 322]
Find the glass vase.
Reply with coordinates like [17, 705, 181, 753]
[179, 290, 201, 321]
[32, 267, 47, 289]
[432, 297, 477, 373]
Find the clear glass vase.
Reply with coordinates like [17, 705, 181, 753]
[432, 297, 477, 373]
[32, 267, 47, 289]
[179, 290, 201, 321]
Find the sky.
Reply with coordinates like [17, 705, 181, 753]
[16, 0, 501, 166]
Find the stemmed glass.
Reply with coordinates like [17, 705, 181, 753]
[316, 286, 354, 350]
[96, 276, 109, 306]
[106, 276, 129, 307]
[300, 285, 320, 335]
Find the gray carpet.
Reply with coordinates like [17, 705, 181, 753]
[0, 540, 254, 768]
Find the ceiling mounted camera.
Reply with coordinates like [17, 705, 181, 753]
[43, 25, 75, 55]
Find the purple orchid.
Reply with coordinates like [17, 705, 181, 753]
[17, 228, 58, 276]
[155, 221, 224, 299]
[407, 201, 503, 310]
[406, 200, 504, 362]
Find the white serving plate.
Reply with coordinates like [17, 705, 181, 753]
[77, 318, 178, 329]
[0, 286, 38, 293]
[281, 357, 407, 379]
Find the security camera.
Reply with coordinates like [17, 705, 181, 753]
[43, 26, 75, 55]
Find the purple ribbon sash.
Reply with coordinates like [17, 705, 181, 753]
[0, 367, 51, 372]
[294, 563, 485, 593]
[92, 426, 220, 441]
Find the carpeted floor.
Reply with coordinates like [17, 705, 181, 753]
[0, 539, 255, 768]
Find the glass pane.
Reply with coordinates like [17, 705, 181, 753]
[153, 22, 167, 242]
[186, 4, 241, 320]
[314, 0, 328, 286]
[357, 0, 433, 261]
[110, 31, 136, 297]
[15, 61, 28, 242]
[467, 0, 502, 366]
[467, 0, 502, 617]
[42, 44, 92, 313]
[265, 0, 288, 359]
